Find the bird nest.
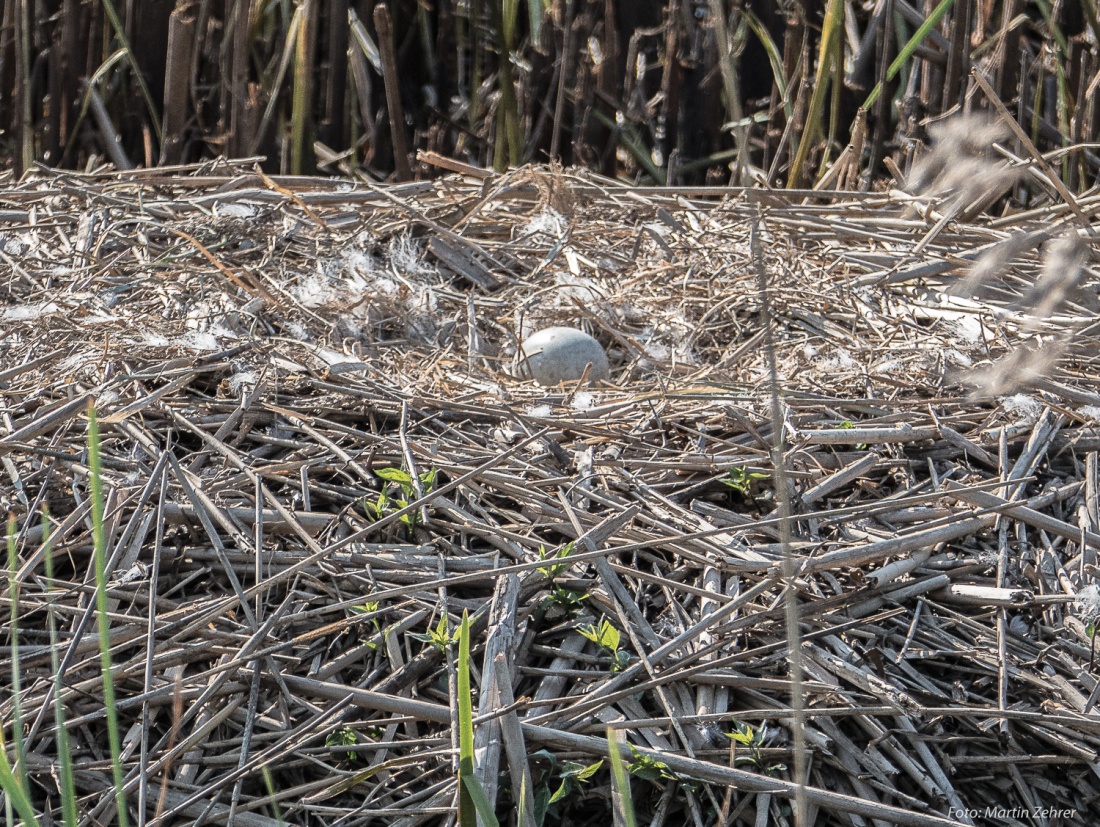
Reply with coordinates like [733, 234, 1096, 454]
[3, 157, 1100, 826]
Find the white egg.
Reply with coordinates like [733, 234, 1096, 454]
[513, 327, 610, 385]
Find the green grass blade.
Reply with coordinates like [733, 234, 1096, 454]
[455, 610, 500, 827]
[0, 726, 38, 826]
[7, 515, 28, 799]
[494, 0, 523, 169]
[43, 508, 78, 827]
[593, 111, 665, 184]
[502, 0, 519, 49]
[348, 8, 382, 72]
[97, 0, 164, 143]
[88, 404, 130, 827]
[526, 0, 542, 43]
[606, 729, 637, 827]
[863, 0, 955, 109]
[260, 766, 286, 826]
[788, 0, 843, 187]
[742, 9, 791, 122]
[1033, 0, 1072, 181]
[457, 610, 477, 827]
[462, 774, 500, 827]
[517, 770, 529, 827]
[253, 5, 302, 155]
[59, 49, 128, 165]
[1034, 0, 1068, 52]
[818, 32, 844, 181]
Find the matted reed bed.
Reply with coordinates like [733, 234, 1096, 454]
[4, 154, 1100, 826]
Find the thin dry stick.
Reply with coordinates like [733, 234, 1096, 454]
[750, 200, 808, 826]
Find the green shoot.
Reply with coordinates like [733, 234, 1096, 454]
[727, 720, 786, 775]
[542, 585, 588, 618]
[577, 616, 619, 650]
[741, 9, 792, 124]
[525, 0, 542, 43]
[326, 727, 360, 762]
[525, 749, 560, 825]
[350, 598, 381, 616]
[593, 110, 666, 184]
[363, 467, 438, 537]
[362, 490, 390, 522]
[1091, 623, 1097, 672]
[577, 617, 631, 671]
[97, 0, 164, 142]
[547, 758, 603, 805]
[536, 541, 574, 581]
[375, 466, 437, 500]
[494, 0, 523, 170]
[788, 0, 843, 187]
[626, 746, 676, 783]
[836, 420, 867, 450]
[517, 769, 531, 827]
[625, 744, 698, 793]
[720, 466, 769, 496]
[349, 598, 384, 646]
[411, 615, 459, 653]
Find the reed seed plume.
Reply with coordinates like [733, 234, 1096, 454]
[1018, 235, 1093, 322]
[948, 231, 1047, 299]
[906, 113, 1018, 217]
[927, 116, 1012, 160]
[958, 235, 1094, 398]
[963, 342, 1064, 398]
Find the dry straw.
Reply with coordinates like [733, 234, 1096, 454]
[2, 149, 1100, 825]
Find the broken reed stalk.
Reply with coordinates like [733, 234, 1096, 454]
[374, 3, 412, 181]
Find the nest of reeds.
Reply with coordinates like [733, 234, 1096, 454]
[4, 150, 1100, 826]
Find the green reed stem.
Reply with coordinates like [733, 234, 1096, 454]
[88, 405, 130, 827]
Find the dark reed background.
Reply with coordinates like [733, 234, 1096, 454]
[0, 0, 1097, 189]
